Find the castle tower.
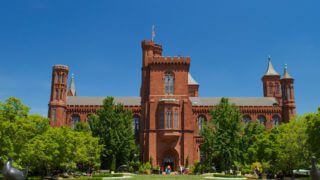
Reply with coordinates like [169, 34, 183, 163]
[261, 56, 282, 104]
[48, 65, 69, 127]
[280, 64, 296, 122]
[67, 73, 76, 96]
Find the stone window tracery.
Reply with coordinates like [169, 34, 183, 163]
[258, 115, 266, 126]
[198, 115, 207, 135]
[273, 115, 280, 127]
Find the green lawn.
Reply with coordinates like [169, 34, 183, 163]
[129, 175, 207, 179]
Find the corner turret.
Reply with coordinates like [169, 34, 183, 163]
[280, 64, 296, 122]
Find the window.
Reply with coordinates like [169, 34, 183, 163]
[258, 115, 266, 126]
[166, 110, 172, 128]
[242, 115, 251, 127]
[60, 90, 63, 100]
[165, 72, 174, 94]
[57, 74, 59, 84]
[160, 111, 164, 129]
[61, 74, 64, 84]
[273, 115, 280, 127]
[269, 83, 273, 94]
[276, 84, 279, 94]
[52, 109, 56, 122]
[133, 116, 140, 136]
[72, 115, 80, 129]
[284, 87, 288, 100]
[289, 87, 292, 99]
[198, 116, 206, 134]
[55, 89, 58, 100]
[174, 110, 178, 129]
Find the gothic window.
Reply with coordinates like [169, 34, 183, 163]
[166, 110, 172, 128]
[52, 109, 56, 122]
[258, 115, 266, 126]
[273, 115, 280, 127]
[269, 83, 273, 94]
[242, 115, 251, 127]
[160, 110, 164, 129]
[289, 87, 292, 99]
[276, 84, 279, 94]
[57, 74, 59, 84]
[72, 115, 80, 129]
[55, 89, 58, 100]
[165, 72, 174, 95]
[174, 110, 178, 129]
[60, 90, 63, 100]
[198, 116, 207, 135]
[284, 87, 288, 100]
[133, 115, 140, 136]
[61, 74, 64, 84]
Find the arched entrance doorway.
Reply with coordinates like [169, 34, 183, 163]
[160, 149, 179, 171]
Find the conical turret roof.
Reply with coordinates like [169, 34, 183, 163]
[264, 56, 279, 76]
[281, 64, 293, 79]
[68, 73, 76, 96]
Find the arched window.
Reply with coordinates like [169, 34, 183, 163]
[72, 115, 80, 129]
[57, 74, 60, 84]
[165, 72, 174, 95]
[273, 115, 280, 127]
[289, 87, 292, 99]
[160, 110, 164, 129]
[174, 110, 178, 129]
[166, 110, 172, 128]
[258, 115, 266, 126]
[269, 83, 273, 94]
[55, 89, 58, 100]
[242, 115, 251, 127]
[60, 89, 63, 100]
[284, 87, 288, 100]
[52, 109, 56, 122]
[198, 116, 207, 135]
[276, 84, 279, 94]
[61, 74, 64, 84]
[133, 116, 140, 136]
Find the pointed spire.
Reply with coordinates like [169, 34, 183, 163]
[282, 64, 293, 79]
[67, 73, 76, 96]
[264, 55, 280, 76]
[188, 73, 198, 85]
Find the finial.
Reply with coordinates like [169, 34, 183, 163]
[268, 55, 271, 61]
[284, 64, 287, 70]
[72, 73, 74, 79]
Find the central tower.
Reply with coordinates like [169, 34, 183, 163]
[140, 40, 196, 169]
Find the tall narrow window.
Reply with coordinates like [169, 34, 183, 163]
[160, 110, 164, 129]
[61, 74, 64, 84]
[55, 89, 58, 100]
[258, 115, 266, 126]
[276, 84, 279, 94]
[289, 87, 292, 99]
[284, 87, 288, 100]
[166, 110, 172, 128]
[174, 110, 178, 129]
[269, 83, 273, 94]
[60, 90, 63, 100]
[198, 116, 206, 135]
[165, 72, 174, 94]
[133, 116, 140, 136]
[273, 115, 280, 127]
[52, 109, 56, 122]
[243, 115, 251, 128]
[72, 115, 80, 129]
[57, 74, 59, 84]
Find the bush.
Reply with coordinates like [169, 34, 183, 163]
[92, 173, 123, 177]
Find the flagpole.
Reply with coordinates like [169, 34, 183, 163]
[152, 25, 154, 42]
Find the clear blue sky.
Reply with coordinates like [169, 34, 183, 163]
[0, 0, 319, 116]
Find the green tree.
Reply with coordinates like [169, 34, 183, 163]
[87, 97, 137, 169]
[305, 107, 320, 158]
[200, 97, 242, 172]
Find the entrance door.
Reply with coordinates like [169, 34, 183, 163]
[164, 158, 174, 171]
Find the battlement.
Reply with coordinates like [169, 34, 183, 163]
[148, 56, 191, 65]
[53, 65, 69, 71]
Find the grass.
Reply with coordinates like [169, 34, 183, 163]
[128, 175, 214, 179]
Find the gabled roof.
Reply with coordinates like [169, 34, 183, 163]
[66, 96, 141, 106]
[189, 97, 278, 106]
[281, 64, 293, 79]
[188, 73, 198, 85]
[264, 56, 279, 76]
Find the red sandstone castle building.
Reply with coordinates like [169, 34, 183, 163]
[48, 40, 296, 169]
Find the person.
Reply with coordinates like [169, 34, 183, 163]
[160, 166, 163, 174]
[167, 165, 171, 174]
[186, 168, 189, 174]
[165, 166, 168, 174]
[180, 165, 183, 174]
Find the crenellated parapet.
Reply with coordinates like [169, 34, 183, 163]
[147, 56, 191, 65]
